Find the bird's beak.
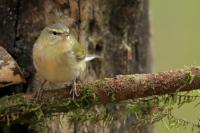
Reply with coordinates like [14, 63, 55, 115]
[63, 31, 70, 36]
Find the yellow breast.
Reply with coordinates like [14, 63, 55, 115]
[33, 42, 86, 83]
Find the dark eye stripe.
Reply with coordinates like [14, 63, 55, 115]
[52, 31, 63, 35]
[47, 28, 64, 36]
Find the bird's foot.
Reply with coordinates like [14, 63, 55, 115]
[34, 87, 44, 100]
[34, 80, 47, 100]
[69, 81, 79, 99]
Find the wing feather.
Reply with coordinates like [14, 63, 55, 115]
[72, 43, 86, 61]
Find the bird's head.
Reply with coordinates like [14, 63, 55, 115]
[41, 23, 70, 45]
[35, 23, 80, 55]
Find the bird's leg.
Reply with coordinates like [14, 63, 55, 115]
[69, 80, 79, 99]
[34, 80, 47, 99]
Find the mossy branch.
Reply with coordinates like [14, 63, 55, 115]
[1, 66, 200, 125]
[34, 66, 200, 103]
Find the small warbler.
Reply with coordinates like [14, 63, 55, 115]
[33, 23, 96, 97]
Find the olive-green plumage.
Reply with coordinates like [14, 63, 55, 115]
[73, 42, 86, 61]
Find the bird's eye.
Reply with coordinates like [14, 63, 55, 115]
[52, 31, 62, 36]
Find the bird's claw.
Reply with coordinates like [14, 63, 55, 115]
[69, 81, 79, 99]
[34, 87, 44, 100]
[34, 80, 47, 100]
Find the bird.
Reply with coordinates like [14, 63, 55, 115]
[32, 23, 97, 98]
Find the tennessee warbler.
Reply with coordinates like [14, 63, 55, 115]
[33, 23, 96, 97]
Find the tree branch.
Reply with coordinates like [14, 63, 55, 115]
[1, 66, 200, 124]
[35, 66, 200, 103]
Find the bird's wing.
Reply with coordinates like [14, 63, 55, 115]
[72, 42, 86, 61]
[84, 55, 101, 62]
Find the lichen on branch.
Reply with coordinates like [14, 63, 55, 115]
[36, 66, 200, 103]
[0, 66, 200, 127]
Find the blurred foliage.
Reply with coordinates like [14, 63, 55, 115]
[151, 0, 200, 132]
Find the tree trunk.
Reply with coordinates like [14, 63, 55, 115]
[0, 0, 152, 132]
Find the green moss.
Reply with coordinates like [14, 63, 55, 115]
[0, 94, 45, 131]
[0, 87, 100, 128]
[186, 69, 196, 84]
[0, 84, 199, 131]
[93, 79, 106, 85]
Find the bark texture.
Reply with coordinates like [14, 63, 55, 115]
[0, 0, 152, 132]
[78, 0, 152, 132]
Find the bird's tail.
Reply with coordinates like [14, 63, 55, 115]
[84, 55, 101, 62]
